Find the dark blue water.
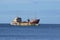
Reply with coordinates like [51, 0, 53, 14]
[0, 24, 60, 40]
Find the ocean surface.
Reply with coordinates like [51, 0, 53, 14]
[0, 24, 60, 40]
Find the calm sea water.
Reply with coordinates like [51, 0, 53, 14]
[0, 24, 60, 40]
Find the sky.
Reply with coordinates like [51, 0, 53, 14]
[0, 0, 60, 24]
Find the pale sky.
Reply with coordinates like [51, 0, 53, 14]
[0, 0, 60, 24]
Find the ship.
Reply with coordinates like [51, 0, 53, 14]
[10, 17, 40, 26]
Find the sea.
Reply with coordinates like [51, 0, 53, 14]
[0, 24, 60, 40]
